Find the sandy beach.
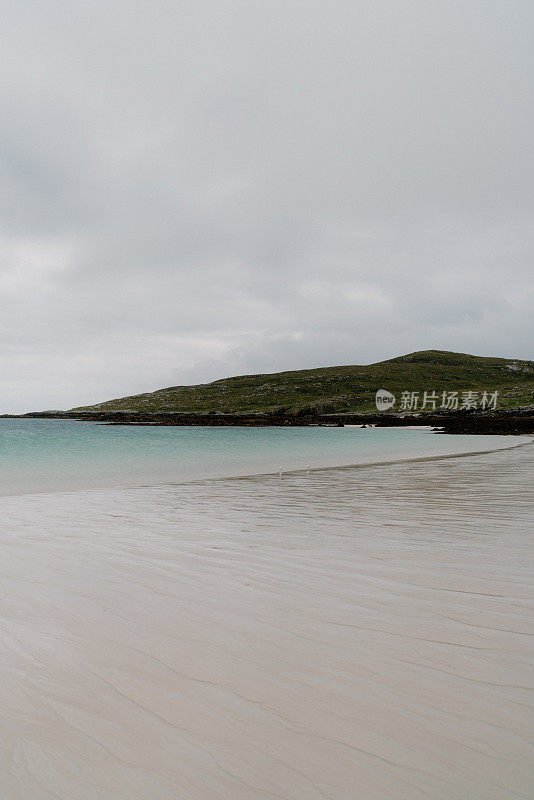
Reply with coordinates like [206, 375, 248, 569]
[1, 443, 533, 799]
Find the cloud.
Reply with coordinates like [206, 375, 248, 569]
[0, 0, 533, 411]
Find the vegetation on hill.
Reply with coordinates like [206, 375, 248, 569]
[72, 350, 534, 415]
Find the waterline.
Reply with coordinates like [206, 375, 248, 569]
[0, 417, 531, 496]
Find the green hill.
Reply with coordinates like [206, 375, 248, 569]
[72, 350, 534, 415]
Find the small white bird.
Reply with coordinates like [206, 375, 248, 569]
[278, 466, 283, 477]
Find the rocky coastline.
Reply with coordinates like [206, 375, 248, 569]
[2, 408, 533, 435]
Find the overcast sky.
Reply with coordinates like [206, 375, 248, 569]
[1, 1, 533, 411]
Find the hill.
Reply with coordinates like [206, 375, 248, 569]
[72, 350, 534, 415]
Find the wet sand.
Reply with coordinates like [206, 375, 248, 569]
[1, 444, 533, 799]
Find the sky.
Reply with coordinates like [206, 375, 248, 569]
[1, 0, 533, 412]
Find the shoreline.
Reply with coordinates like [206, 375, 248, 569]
[1, 434, 531, 501]
[3, 408, 534, 435]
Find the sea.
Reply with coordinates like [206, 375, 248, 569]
[0, 416, 529, 496]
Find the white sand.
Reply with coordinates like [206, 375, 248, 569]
[0, 445, 533, 799]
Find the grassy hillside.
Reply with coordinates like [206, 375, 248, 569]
[73, 350, 534, 415]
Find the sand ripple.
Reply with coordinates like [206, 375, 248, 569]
[0, 445, 533, 799]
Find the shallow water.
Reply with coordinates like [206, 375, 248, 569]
[0, 417, 530, 495]
[0, 443, 533, 799]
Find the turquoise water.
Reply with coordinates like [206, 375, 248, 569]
[0, 418, 528, 496]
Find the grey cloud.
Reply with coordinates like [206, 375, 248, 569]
[0, 0, 533, 411]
